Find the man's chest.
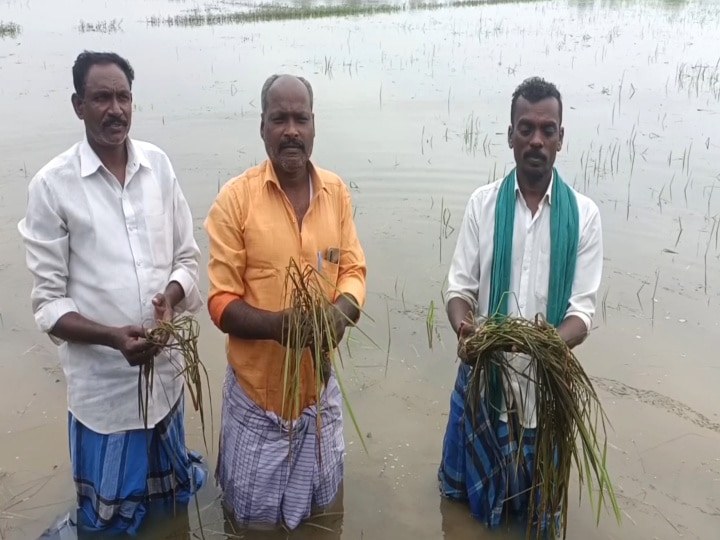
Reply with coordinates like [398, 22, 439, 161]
[61, 171, 174, 268]
[242, 197, 342, 275]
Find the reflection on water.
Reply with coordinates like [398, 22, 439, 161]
[1, 0, 720, 539]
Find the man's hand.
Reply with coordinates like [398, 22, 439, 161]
[326, 303, 349, 349]
[327, 294, 359, 348]
[152, 293, 173, 324]
[111, 325, 157, 367]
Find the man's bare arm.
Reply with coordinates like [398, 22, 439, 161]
[51, 312, 121, 348]
[219, 299, 284, 343]
[556, 315, 588, 350]
[447, 297, 474, 337]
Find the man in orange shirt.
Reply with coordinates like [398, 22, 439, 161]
[204, 74, 367, 530]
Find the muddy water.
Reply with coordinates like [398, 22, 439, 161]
[1, 0, 720, 538]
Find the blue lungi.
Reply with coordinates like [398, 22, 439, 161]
[438, 363, 561, 536]
[68, 394, 207, 536]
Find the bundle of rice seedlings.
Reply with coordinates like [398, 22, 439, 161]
[141, 315, 214, 453]
[281, 257, 370, 459]
[458, 313, 621, 540]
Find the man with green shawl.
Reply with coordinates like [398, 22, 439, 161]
[438, 77, 604, 535]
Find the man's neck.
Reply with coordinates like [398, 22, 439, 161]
[277, 168, 309, 193]
[88, 137, 128, 175]
[516, 169, 552, 214]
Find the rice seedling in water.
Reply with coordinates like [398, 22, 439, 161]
[459, 313, 621, 540]
[144, 1, 516, 28]
[280, 258, 372, 458]
[426, 300, 436, 349]
[0, 21, 21, 39]
[143, 315, 214, 453]
[77, 19, 123, 33]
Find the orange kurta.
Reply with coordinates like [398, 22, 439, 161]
[205, 160, 367, 419]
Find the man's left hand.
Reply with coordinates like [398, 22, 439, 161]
[152, 293, 173, 324]
[149, 293, 174, 350]
[325, 303, 349, 350]
[323, 294, 359, 350]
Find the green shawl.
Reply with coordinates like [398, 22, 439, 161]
[485, 167, 580, 426]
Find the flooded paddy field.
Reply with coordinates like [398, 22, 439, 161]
[1, 0, 719, 538]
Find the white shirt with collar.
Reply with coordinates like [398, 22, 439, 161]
[445, 170, 604, 429]
[17, 136, 203, 435]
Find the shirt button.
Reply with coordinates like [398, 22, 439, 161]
[136, 260, 142, 267]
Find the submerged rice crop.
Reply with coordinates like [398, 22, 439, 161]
[145, 0, 530, 28]
[0, 22, 21, 39]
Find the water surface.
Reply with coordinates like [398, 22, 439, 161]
[1, 0, 719, 538]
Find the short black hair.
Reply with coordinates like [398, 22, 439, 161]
[510, 76, 562, 124]
[260, 74, 313, 117]
[72, 50, 134, 98]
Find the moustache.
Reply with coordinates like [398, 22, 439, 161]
[280, 140, 305, 151]
[524, 152, 546, 162]
[103, 117, 127, 127]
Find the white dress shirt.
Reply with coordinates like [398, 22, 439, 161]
[17, 137, 202, 434]
[445, 170, 603, 428]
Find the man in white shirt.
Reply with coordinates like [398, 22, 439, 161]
[18, 50, 206, 537]
[438, 77, 603, 535]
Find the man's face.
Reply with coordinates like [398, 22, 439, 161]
[72, 63, 132, 149]
[508, 96, 564, 182]
[261, 77, 315, 176]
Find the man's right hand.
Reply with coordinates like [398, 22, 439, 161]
[111, 325, 158, 367]
[458, 321, 479, 339]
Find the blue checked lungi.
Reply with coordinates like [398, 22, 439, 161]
[68, 394, 207, 536]
[438, 363, 561, 536]
[216, 365, 344, 530]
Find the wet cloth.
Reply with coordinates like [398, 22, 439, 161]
[69, 395, 207, 536]
[216, 365, 344, 530]
[438, 363, 561, 534]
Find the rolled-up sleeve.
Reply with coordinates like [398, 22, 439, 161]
[445, 195, 481, 312]
[17, 175, 78, 343]
[564, 205, 603, 330]
[169, 175, 202, 315]
[204, 181, 247, 328]
[336, 184, 367, 308]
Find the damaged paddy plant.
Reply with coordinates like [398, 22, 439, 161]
[281, 258, 377, 457]
[459, 312, 622, 539]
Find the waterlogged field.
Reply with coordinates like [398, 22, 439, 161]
[1, 0, 719, 538]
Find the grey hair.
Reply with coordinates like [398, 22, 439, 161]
[260, 74, 314, 117]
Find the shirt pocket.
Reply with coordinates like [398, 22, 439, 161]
[243, 265, 282, 310]
[145, 212, 173, 268]
[317, 258, 340, 301]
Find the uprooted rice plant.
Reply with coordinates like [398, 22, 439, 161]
[281, 258, 371, 458]
[459, 313, 622, 540]
[143, 315, 214, 453]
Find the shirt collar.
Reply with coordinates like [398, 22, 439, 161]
[79, 135, 152, 178]
[262, 159, 329, 194]
[513, 168, 555, 206]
